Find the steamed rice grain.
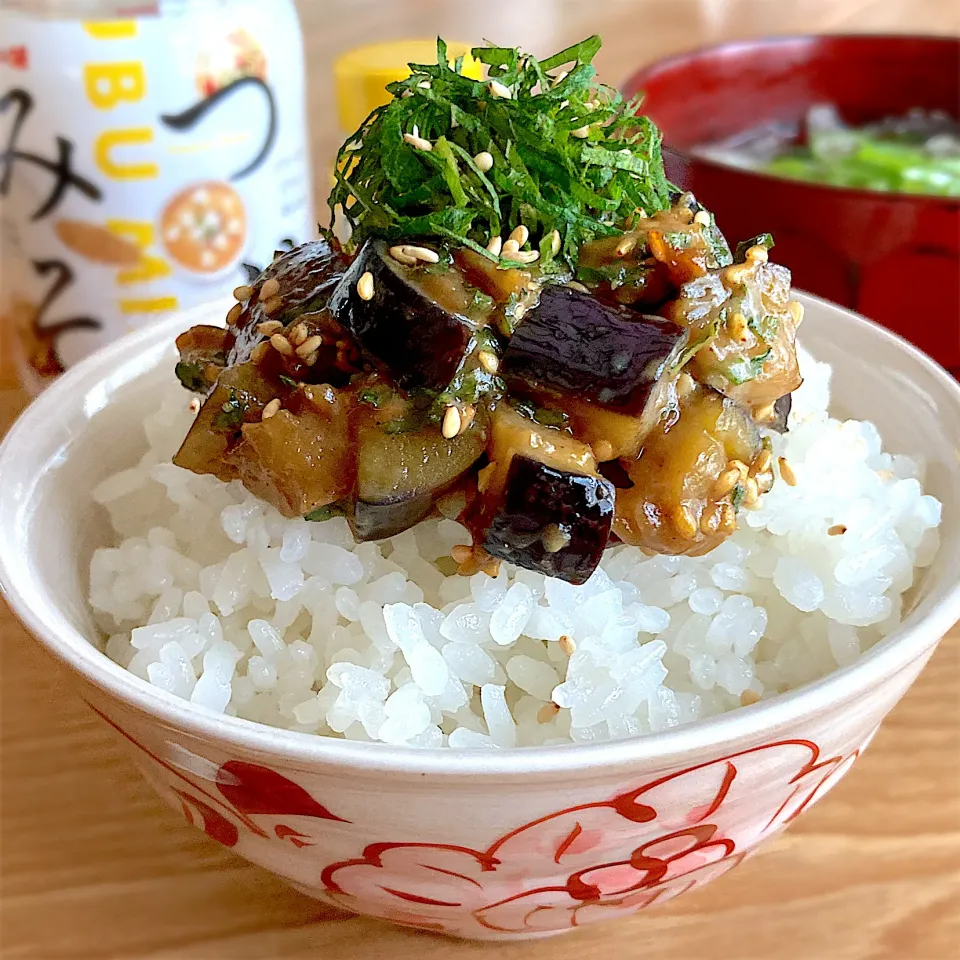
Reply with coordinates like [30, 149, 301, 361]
[89, 349, 942, 747]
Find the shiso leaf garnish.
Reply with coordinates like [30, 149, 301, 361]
[329, 36, 672, 273]
[733, 232, 775, 263]
[175, 361, 207, 393]
[304, 503, 346, 523]
[725, 348, 772, 386]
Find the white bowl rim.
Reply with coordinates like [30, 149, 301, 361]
[1, 293, 959, 779]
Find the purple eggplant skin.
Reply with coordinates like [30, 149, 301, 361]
[481, 455, 616, 585]
[767, 393, 792, 434]
[227, 237, 352, 367]
[328, 239, 475, 392]
[349, 494, 435, 542]
[500, 285, 689, 414]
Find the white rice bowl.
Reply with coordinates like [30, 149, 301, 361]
[90, 348, 942, 749]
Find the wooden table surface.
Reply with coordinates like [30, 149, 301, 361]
[2, 1, 959, 957]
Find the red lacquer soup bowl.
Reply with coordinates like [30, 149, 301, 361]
[625, 34, 960, 376]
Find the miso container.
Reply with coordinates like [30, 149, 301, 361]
[0, 0, 313, 393]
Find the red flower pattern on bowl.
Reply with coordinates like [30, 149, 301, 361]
[313, 739, 861, 936]
[92, 699, 866, 937]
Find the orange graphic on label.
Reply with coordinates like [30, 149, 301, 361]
[161, 181, 247, 275]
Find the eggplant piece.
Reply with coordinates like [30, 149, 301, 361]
[669, 262, 802, 415]
[480, 455, 615, 585]
[175, 325, 229, 393]
[765, 393, 792, 434]
[500, 285, 688, 414]
[528, 376, 679, 462]
[467, 404, 612, 584]
[350, 412, 488, 541]
[174, 361, 277, 481]
[351, 495, 438, 543]
[230, 385, 353, 518]
[614, 383, 762, 557]
[329, 239, 478, 392]
[227, 236, 352, 368]
[453, 247, 533, 304]
[577, 198, 731, 301]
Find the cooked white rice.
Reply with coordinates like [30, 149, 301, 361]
[90, 349, 942, 748]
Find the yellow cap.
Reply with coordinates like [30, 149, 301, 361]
[334, 40, 484, 134]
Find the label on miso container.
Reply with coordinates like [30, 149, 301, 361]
[0, 1, 312, 393]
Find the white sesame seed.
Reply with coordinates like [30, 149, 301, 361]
[726, 312, 749, 343]
[262, 398, 281, 420]
[473, 151, 494, 173]
[693, 210, 711, 226]
[289, 322, 308, 346]
[559, 635, 576, 656]
[256, 320, 283, 336]
[401, 244, 440, 264]
[751, 449, 774, 479]
[549, 229, 561, 256]
[262, 295, 284, 315]
[711, 467, 740, 499]
[417, 79, 431, 89]
[226, 302, 242, 326]
[537, 702, 560, 723]
[188, 397, 201, 414]
[754, 402, 777, 423]
[513, 303, 527, 322]
[541, 523, 570, 553]
[571, 125, 591, 138]
[672, 505, 698, 540]
[478, 350, 499, 374]
[719, 502, 737, 533]
[486, 235, 503, 256]
[402, 126, 433, 151]
[723, 263, 755, 286]
[512, 249, 540, 264]
[296, 335, 323, 358]
[233, 284, 254, 302]
[501, 238, 520, 257]
[270, 333, 293, 356]
[357, 271, 375, 301]
[441, 406, 461, 439]
[593, 439, 614, 462]
[779, 457, 797, 487]
[676, 372, 697, 399]
[488, 79, 512, 99]
[566, 281, 589, 293]
[552, 70, 568, 86]
[260, 277, 280, 300]
[508, 224, 529, 247]
[450, 544, 472, 564]
[616, 236, 637, 257]
[388, 245, 417, 266]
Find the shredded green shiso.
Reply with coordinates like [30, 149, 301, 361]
[328, 36, 672, 273]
